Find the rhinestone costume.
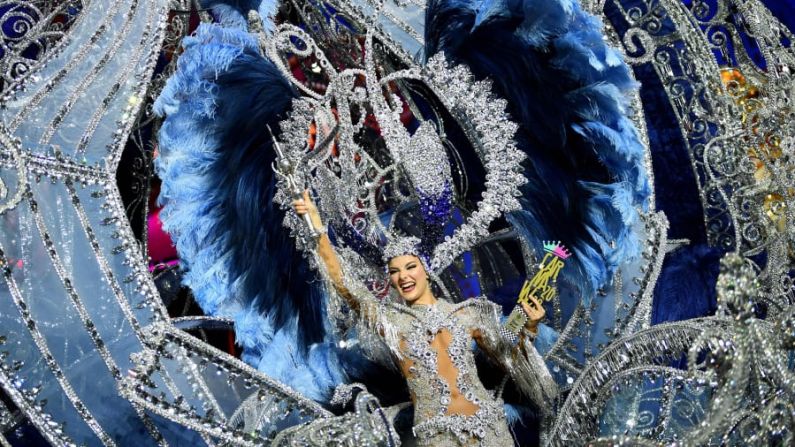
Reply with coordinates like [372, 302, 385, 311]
[350, 293, 557, 446]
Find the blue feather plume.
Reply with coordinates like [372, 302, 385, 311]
[155, 23, 350, 401]
[425, 0, 651, 299]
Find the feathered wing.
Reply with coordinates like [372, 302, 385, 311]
[424, 0, 650, 299]
[155, 22, 350, 401]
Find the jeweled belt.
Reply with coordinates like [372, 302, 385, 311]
[412, 405, 499, 444]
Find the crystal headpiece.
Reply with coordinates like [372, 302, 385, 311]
[382, 235, 424, 264]
[382, 235, 433, 277]
[270, 28, 526, 292]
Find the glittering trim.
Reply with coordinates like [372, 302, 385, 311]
[422, 54, 526, 272]
[27, 188, 166, 444]
[542, 211, 670, 385]
[120, 322, 331, 446]
[382, 235, 426, 264]
[269, 27, 526, 288]
[619, 212, 669, 333]
[548, 318, 734, 444]
[0, 246, 118, 446]
[108, 0, 172, 170]
[273, 383, 400, 446]
[0, 354, 77, 446]
[38, 0, 144, 145]
[0, 128, 28, 216]
[0, 0, 178, 439]
[76, 1, 162, 156]
[0, 0, 126, 103]
[0, 399, 11, 432]
[5, 0, 133, 133]
[288, 0, 420, 67]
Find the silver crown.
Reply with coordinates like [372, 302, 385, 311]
[382, 236, 423, 264]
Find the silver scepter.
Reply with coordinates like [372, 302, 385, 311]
[268, 125, 319, 238]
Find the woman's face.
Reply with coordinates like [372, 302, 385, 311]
[387, 255, 430, 303]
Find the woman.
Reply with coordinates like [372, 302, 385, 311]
[294, 191, 558, 446]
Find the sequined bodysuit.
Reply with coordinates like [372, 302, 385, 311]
[395, 299, 511, 446]
[354, 297, 557, 447]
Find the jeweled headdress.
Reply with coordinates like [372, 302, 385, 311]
[267, 19, 527, 301]
[382, 235, 430, 271]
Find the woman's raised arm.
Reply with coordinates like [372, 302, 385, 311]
[292, 191, 358, 310]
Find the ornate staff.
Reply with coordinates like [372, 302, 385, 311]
[269, 123, 339, 239]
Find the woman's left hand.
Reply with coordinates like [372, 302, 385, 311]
[521, 295, 545, 335]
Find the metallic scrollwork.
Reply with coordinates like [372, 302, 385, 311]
[265, 16, 527, 305]
[549, 317, 733, 444]
[0, 0, 792, 445]
[0, 1, 84, 93]
[120, 322, 332, 446]
[603, 0, 794, 260]
[708, 256, 795, 440]
[558, 252, 795, 445]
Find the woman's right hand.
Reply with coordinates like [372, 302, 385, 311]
[292, 190, 323, 232]
[292, 190, 353, 304]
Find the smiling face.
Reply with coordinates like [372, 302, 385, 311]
[387, 254, 433, 305]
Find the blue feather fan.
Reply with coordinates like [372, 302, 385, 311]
[155, 23, 351, 401]
[425, 0, 650, 299]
